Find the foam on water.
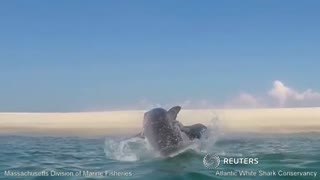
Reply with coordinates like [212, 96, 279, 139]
[104, 111, 223, 161]
[104, 137, 156, 161]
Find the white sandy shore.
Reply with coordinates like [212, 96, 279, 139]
[1, 108, 320, 136]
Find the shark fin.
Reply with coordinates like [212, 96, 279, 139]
[167, 106, 181, 120]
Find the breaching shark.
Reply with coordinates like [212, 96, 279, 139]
[134, 106, 207, 156]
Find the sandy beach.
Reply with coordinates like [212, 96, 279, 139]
[1, 108, 320, 136]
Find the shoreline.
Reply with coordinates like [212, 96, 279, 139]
[1, 107, 320, 136]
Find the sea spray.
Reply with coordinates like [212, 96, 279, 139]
[104, 112, 223, 161]
[104, 137, 156, 161]
[194, 111, 224, 154]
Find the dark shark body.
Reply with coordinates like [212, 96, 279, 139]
[140, 106, 208, 156]
[143, 108, 183, 155]
[181, 123, 207, 140]
[119, 106, 209, 155]
[168, 106, 207, 140]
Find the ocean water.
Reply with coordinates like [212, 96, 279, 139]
[0, 131, 319, 180]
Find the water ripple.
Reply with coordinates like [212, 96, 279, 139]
[0, 133, 319, 179]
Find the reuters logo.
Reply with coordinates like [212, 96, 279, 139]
[203, 153, 220, 169]
[203, 153, 259, 169]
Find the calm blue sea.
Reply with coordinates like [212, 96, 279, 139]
[0, 132, 319, 180]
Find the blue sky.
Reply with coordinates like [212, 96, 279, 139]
[0, 1, 320, 112]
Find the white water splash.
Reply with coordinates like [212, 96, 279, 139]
[104, 137, 157, 161]
[104, 112, 223, 161]
[196, 111, 224, 154]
